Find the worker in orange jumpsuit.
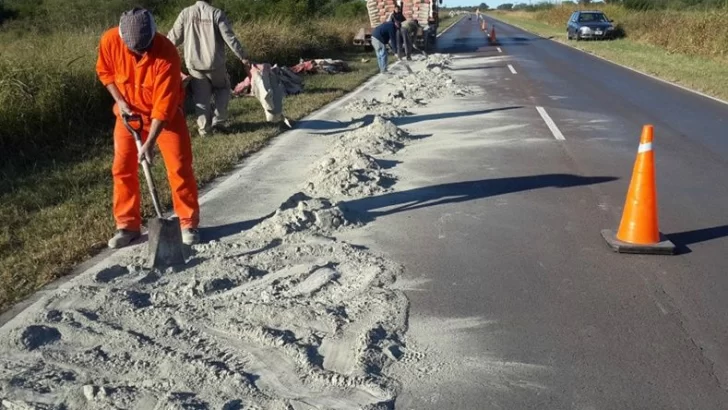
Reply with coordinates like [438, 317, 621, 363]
[96, 8, 200, 248]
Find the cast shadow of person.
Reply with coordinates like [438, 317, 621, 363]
[340, 173, 618, 223]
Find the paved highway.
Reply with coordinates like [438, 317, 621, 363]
[349, 16, 728, 409]
[7, 15, 726, 409]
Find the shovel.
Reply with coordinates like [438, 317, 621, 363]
[412, 43, 428, 58]
[122, 114, 186, 270]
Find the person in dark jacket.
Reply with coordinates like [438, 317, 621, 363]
[371, 20, 398, 74]
[388, 5, 407, 58]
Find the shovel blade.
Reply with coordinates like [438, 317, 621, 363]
[147, 217, 186, 269]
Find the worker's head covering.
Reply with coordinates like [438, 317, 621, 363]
[118, 8, 157, 54]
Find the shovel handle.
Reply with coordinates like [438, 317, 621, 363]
[120, 114, 164, 218]
[122, 113, 144, 145]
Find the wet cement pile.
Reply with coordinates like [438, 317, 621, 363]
[345, 53, 473, 115]
[0, 56, 441, 410]
[302, 116, 412, 201]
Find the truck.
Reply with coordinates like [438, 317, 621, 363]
[353, 0, 444, 52]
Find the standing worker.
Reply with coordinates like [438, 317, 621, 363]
[167, 0, 251, 137]
[388, 4, 407, 59]
[96, 8, 201, 248]
[370, 20, 399, 74]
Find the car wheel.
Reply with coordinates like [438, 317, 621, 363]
[567, 30, 573, 40]
[575, 33, 581, 41]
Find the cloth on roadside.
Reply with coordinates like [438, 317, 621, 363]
[96, 27, 199, 230]
[233, 64, 303, 97]
[290, 59, 350, 75]
[167, 0, 248, 72]
[248, 63, 286, 123]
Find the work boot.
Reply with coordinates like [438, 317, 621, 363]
[108, 229, 141, 249]
[182, 228, 200, 246]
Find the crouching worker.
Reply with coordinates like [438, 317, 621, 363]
[401, 19, 420, 61]
[371, 20, 399, 74]
[96, 8, 201, 248]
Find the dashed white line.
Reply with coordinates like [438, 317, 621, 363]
[497, 47, 502, 53]
[536, 106, 566, 141]
[507, 64, 517, 74]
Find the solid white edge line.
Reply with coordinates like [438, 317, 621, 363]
[487, 15, 728, 108]
[536, 106, 566, 141]
[508, 64, 517, 74]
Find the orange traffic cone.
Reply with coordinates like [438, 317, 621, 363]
[490, 26, 497, 43]
[481, 20, 485, 31]
[601, 125, 675, 254]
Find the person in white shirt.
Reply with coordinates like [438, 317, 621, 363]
[167, 1, 250, 137]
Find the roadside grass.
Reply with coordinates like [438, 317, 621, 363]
[488, 11, 728, 102]
[437, 14, 463, 35]
[0, 53, 379, 312]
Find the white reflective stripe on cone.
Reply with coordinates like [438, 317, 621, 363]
[638, 142, 653, 153]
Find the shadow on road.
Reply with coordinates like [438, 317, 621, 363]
[667, 225, 728, 255]
[449, 65, 508, 72]
[199, 216, 267, 243]
[391, 107, 523, 127]
[297, 107, 523, 136]
[341, 174, 618, 222]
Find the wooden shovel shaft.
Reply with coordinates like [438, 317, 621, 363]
[122, 114, 164, 218]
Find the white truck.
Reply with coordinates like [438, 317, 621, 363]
[353, 0, 444, 52]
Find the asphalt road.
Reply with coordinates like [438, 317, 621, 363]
[339, 16, 728, 409]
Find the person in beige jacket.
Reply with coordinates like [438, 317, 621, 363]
[167, 0, 250, 137]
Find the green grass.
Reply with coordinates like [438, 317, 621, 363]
[488, 11, 728, 102]
[0, 53, 378, 312]
[437, 13, 465, 35]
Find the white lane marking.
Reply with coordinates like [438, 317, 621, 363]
[536, 106, 566, 141]
[638, 142, 653, 153]
[497, 47, 502, 53]
[507, 64, 517, 74]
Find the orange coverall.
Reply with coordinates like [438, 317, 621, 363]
[96, 28, 199, 231]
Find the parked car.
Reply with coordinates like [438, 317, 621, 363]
[566, 10, 616, 41]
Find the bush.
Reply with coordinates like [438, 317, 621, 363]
[334, 1, 368, 19]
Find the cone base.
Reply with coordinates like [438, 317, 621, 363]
[601, 229, 676, 255]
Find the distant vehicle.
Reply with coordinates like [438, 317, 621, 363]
[566, 10, 616, 41]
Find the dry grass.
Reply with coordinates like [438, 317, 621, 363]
[0, 16, 379, 312]
[488, 8, 728, 101]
